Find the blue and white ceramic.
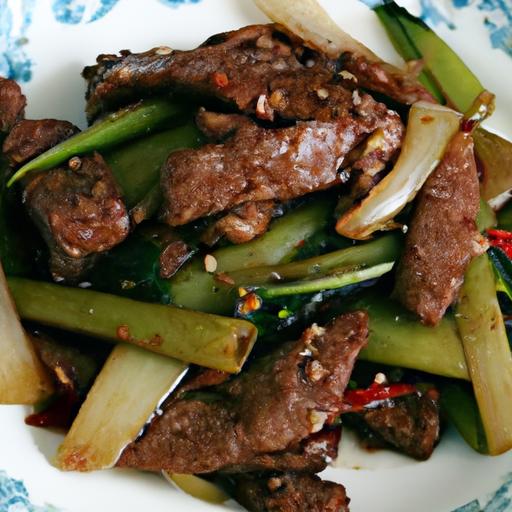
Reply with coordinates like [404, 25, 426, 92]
[1, 1, 511, 511]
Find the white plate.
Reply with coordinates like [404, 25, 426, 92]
[1, 1, 512, 511]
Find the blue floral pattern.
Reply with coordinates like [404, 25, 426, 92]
[51, 0, 120, 24]
[0, 471, 61, 512]
[420, 0, 512, 56]
[453, 473, 512, 512]
[0, 0, 35, 82]
[0, 0, 205, 82]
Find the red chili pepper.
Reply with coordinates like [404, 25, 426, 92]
[487, 229, 512, 259]
[25, 390, 79, 430]
[211, 72, 229, 88]
[342, 382, 417, 413]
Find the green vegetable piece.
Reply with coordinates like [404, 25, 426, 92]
[170, 200, 333, 314]
[7, 98, 188, 187]
[373, 5, 444, 102]
[497, 200, 512, 231]
[488, 247, 512, 305]
[455, 254, 512, 455]
[56, 344, 188, 471]
[256, 262, 394, 298]
[476, 198, 496, 232]
[355, 294, 469, 380]
[375, 2, 484, 112]
[104, 120, 204, 208]
[440, 382, 488, 454]
[8, 277, 257, 374]
[227, 233, 402, 286]
[475, 128, 512, 203]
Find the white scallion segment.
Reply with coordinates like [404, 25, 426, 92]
[253, 0, 379, 60]
[56, 344, 187, 471]
[455, 254, 512, 455]
[337, 102, 462, 240]
[163, 472, 229, 505]
[0, 265, 53, 404]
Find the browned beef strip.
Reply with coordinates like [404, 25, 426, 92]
[0, 77, 26, 133]
[23, 153, 130, 282]
[162, 105, 402, 226]
[224, 427, 341, 475]
[83, 25, 321, 121]
[234, 472, 350, 512]
[159, 240, 192, 278]
[83, 24, 430, 122]
[117, 312, 368, 474]
[3, 119, 79, 166]
[351, 392, 440, 461]
[202, 200, 276, 246]
[392, 132, 486, 325]
[339, 52, 436, 106]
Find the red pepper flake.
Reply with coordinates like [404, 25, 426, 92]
[295, 239, 305, 249]
[461, 118, 477, 133]
[341, 382, 417, 413]
[488, 229, 512, 259]
[239, 292, 262, 315]
[212, 72, 229, 88]
[420, 115, 434, 124]
[116, 324, 131, 341]
[25, 389, 79, 430]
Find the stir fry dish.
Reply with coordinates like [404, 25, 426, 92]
[1, 1, 512, 511]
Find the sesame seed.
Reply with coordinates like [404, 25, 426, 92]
[316, 88, 329, 100]
[309, 410, 328, 433]
[68, 156, 82, 171]
[352, 90, 362, 106]
[374, 372, 388, 385]
[155, 46, 172, 55]
[204, 254, 218, 273]
[339, 70, 358, 82]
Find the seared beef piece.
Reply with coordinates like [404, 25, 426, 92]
[234, 472, 349, 512]
[83, 25, 320, 121]
[162, 106, 402, 226]
[84, 23, 429, 121]
[117, 312, 368, 474]
[159, 240, 192, 278]
[3, 119, 79, 166]
[203, 200, 276, 245]
[0, 77, 26, 133]
[339, 52, 436, 106]
[393, 132, 486, 325]
[224, 427, 341, 475]
[350, 392, 440, 461]
[23, 153, 130, 282]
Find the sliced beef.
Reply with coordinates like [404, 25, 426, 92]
[83, 25, 322, 121]
[3, 119, 79, 166]
[392, 132, 486, 325]
[202, 200, 276, 245]
[162, 105, 402, 226]
[23, 153, 130, 282]
[117, 312, 368, 474]
[224, 427, 341, 475]
[159, 240, 192, 278]
[339, 52, 436, 106]
[83, 23, 429, 122]
[348, 392, 440, 460]
[0, 77, 26, 134]
[234, 472, 349, 512]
